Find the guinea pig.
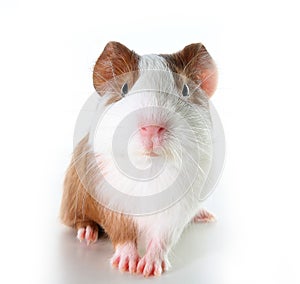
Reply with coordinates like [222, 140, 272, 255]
[60, 41, 218, 277]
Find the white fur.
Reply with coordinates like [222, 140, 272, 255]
[111, 242, 139, 273]
[87, 54, 213, 264]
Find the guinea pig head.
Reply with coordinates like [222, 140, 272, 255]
[92, 42, 217, 163]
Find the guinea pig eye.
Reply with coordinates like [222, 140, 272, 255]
[182, 84, 189, 97]
[121, 82, 128, 97]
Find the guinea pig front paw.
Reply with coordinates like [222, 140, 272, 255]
[76, 224, 98, 245]
[193, 208, 216, 223]
[136, 255, 167, 277]
[110, 242, 140, 274]
[136, 240, 170, 277]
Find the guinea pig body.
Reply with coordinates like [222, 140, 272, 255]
[60, 42, 218, 277]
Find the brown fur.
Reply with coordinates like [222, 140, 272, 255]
[60, 136, 138, 247]
[161, 43, 218, 104]
[60, 42, 216, 249]
[61, 42, 141, 248]
[93, 41, 140, 105]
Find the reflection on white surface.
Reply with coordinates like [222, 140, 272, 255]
[48, 193, 228, 284]
[2, 1, 300, 283]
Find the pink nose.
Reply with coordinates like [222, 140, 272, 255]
[139, 125, 166, 150]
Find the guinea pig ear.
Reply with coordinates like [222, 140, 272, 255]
[93, 41, 139, 95]
[162, 43, 218, 97]
[180, 43, 218, 97]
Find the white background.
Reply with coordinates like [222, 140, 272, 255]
[1, 0, 300, 283]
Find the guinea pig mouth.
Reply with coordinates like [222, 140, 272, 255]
[142, 145, 164, 157]
[145, 151, 159, 157]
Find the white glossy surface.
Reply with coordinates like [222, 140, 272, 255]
[47, 192, 229, 284]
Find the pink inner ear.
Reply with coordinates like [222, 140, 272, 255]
[200, 69, 218, 98]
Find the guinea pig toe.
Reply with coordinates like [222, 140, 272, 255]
[76, 227, 86, 242]
[85, 225, 98, 245]
[136, 257, 146, 274]
[128, 255, 140, 274]
[193, 208, 216, 223]
[110, 242, 139, 273]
